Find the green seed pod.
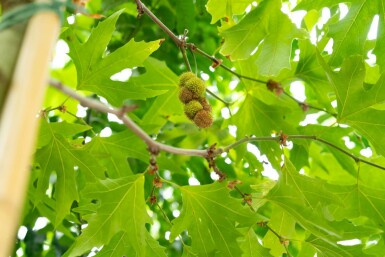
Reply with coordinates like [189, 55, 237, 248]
[185, 77, 206, 98]
[184, 100, 203, 120]
[193, 110, 213, 128]
[179, 72, 196, 87]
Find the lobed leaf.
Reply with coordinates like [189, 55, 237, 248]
[220, 0, 305, 75]
[170, 182, 259, 257]
[65, 10, 164, 106]
[319, 55, 385, 156]
[64, 174, 165, 257]
[35, 121, 105, 226]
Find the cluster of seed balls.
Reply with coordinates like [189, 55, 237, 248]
[178, 72, 213, 128]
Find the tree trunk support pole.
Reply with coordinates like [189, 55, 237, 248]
[0, 1, 60, 256]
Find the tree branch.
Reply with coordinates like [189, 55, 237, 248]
[134, 0, 181, 46]
[180, 46, 192, 72]
[187, 43, 267, 84]
[216, 135, 385, 171]
[49, 79, 207, 157]
[49, 79, 385, 171]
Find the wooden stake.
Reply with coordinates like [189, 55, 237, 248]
[0, 2, 60, 256]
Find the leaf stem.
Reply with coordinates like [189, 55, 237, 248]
[282, 91, 337, 117]
[180, 46, 192, 72]
[265, 224, 292, 257]
[206, 88, 232, 107]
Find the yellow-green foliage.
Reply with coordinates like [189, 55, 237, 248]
[184, 100, 203, 120]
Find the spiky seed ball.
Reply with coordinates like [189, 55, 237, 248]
[199, 98, 212, 112]
[185, 77, 206, 98]
[179, 87, 194, 103]
[179, 72, 196, 87]
[184, 100, 203, 120]
[194, 110, 213, 128]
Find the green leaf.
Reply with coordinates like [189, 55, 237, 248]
[240, 228, 273, 257]
[329, 183, 385, 228]
[97, 231, 167, 257]
[296, 0, 385, 68]
[265, 158, 341, 239]
[35, 121, 104, 226]
[176, 0, 196, 34]
[298, 125, 357, 175]
[36, 121, 91, 148]
[86, 130, 149, 178]
[206, 0, 255, 23]
[170, 182, 258, 257]
[64, 174, 165, 257]
[65, 10, 163, 106]
[319, 55, 385, 155]
[305, 235, 370, 257]
[220, 0, 305, 75]
[268, 205, 297, 239]
[140, 59, 182, 131]
[127, 57, 178, 91]
[305, 143, 356, 185]
[232, 95, 297, 168]
[295, 40, 334, 110]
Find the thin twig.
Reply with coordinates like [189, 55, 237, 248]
[180, 46, 192, 72]
[156, 203, 188, 246]
[283, 243, 292, 257]
[282, 91, 337, 117]
[187, 44, 267, 84]
[49, 79, 385, 171]
[216, 135, 385, 171]
[206, 88, 232, 107]
[265, 225, 292, 257]
[134, 0, 181, 46]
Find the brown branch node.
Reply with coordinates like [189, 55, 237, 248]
[135, 1, 144, 18]
[206, 143, 227, 181]
[257, 221, 268, 227]
[300, 102, 309, 112]
[153, 176, 162, 188]
[279, 131, 288, 146]
[227, 180, 242, 190]
[267, 79, 283, 96]
[117, 104, 137, 119]
[58, 105, 67, 113]
[149, 195, 157, 205]
[147, 147, 160, 175]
